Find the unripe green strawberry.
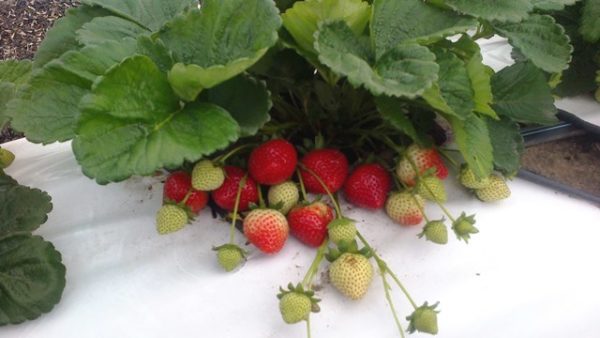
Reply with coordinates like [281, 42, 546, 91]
[452, 213, 478, 243]
[327, 218, 357, 245]
[279, 292, 312, 324]
[416, 176, 447, 203]
[459, 165, 491, 189]
[385, 192, 425, 226]
[475, 174, 511, 202]
[214, 244, 245, 272]
[0, 148, 15, 169]
[418, 220, 448, 245]
[192, 160, 225, 191]
[268, 181, 299, 215]
[329, 253, 373, 300]
[156, 204, 188, 234]
[407, 302, 440, 335]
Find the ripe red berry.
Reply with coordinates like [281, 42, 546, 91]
[300, 149, 349, 194]
[344, 163, 391, 209]
[287, 202, 334, 247]
[186, 190, 209, 214]
[163, 171, 192, 203]
[212, 166, 259, 211]
[249, 139, 298, 185]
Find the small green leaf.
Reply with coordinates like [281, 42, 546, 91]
[73, 56, 239, 184]
[554, 38, 598, 97]
[370, 0, 476, 58]
[580, 0, 600, 43]
[0, 182, 52, 238]
[158, 0, 281, 98]
[282, 0, 370, 56]
[493, 14, 573, 73]
[448, 114, 493, 179]
[375, 96, 423, 144]
[0, 234, 66, 326]
[531, 0, 580, 11]
[81, 0, 197, 31]
[0, 171, 17, 187]
[0, 60, 32, 128]
[76, 15, 150, 46]
[316, 21, 439, 98]
[202, 76, 271, 137]
[485, 116, 524, 176]
[443, 0, 532, 22]
[422, 49, 474, 119]
[491, 62, 558, 125]
[8, 39, 138, 143]
[34, 5, 111, 68]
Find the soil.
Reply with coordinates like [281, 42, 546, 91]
[1, 1, 599, 197]
[522, 135, 600, 197]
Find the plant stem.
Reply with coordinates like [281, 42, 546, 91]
[296, 169, 308, 201]
[257, 183, 266, 208]
[306, 316, 312, 338]
[229, 175, 247, 243]
[379, 261, 406, 338]
[438, 149, 460, 171]
[178, 190, 193, 206]
[298, 164, 343, 219]
[356, 232, 418, 310]
[215, 144, 255, 164]
[302, 240, 329, 288]
[381, 135, 404, 155]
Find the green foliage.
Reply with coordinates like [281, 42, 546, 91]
[485, 117, 524, 176]
[443, 0, 532, 22]
[0, 172, 65, 326]
[448, 114, 493, 179]
[0, 60, 31, 129]
[580, 0, 600, 43]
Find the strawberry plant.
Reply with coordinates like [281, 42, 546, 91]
[0, 0, 588, 335]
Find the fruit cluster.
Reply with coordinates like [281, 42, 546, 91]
[155, 138, 511, 336]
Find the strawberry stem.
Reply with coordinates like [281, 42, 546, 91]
[229, 175, 247, 243]
[306, 316, 312, 338]
[296, 169, 308, 202]
[215, 144, 255, 164]
[302, 240, 329, 288]
[380, 264, 406, 338]
[257, 183, 266, 208]
[178, 190, 193, 207]
[438, 148, 460, 171]
[356, 232, 419, 310]
[298, 164, 343, 219]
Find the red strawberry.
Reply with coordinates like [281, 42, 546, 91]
[186, 190, 209, 214]
[163, 171, 192, 203]
[300, 149, 349, 194]
[287, 202, 334, 247]
[212, 166, 259, 211]
[343, 163, 391, 209]
[243, 209, 289, 254]
[396, 144, 448, 186]
[249, 139, 298, 185]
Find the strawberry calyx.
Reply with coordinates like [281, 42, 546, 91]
[277, 282, 321, 312]
[418, 219, 449, 245]
[406, 301, 440, 335]
[213, 244, 247, 272]
[327, 217, 357, 245]
[325, 239, 372, 263]
[451, 212, 478, 243]
[163, 198, 196, 222]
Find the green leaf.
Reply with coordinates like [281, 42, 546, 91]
[0, 171, 17, 188]
[201, 76, 271, 137]
[375, 96, 423, 144]
[158, 0, 281, 99]
[81, 0, 197, 31]
[443, 0, 532, 22]
[8, 39, 138, 143]
[34, 5, 111, 68]
[422, 49, 474, 119]
[580, 0, 600, 43]
[448, 114, 493, 179]
[315, 21, 439, 98]
[0, 60, 32, 128]
[531, 0, 580, 11]
[493, 14, 573, 73]
[485, 116, 523, 176]
[0, 182, 52, 238]
[491, 62, 558, 125]
[370, 0, 476, 58]
[76, 15, 150, 46]
[282, 0, 370, 56]
[0, 234, 66, 326]
[554, 39, 599, 97]
[451, 36, 497, 118]
[73, 56, 239, 184]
